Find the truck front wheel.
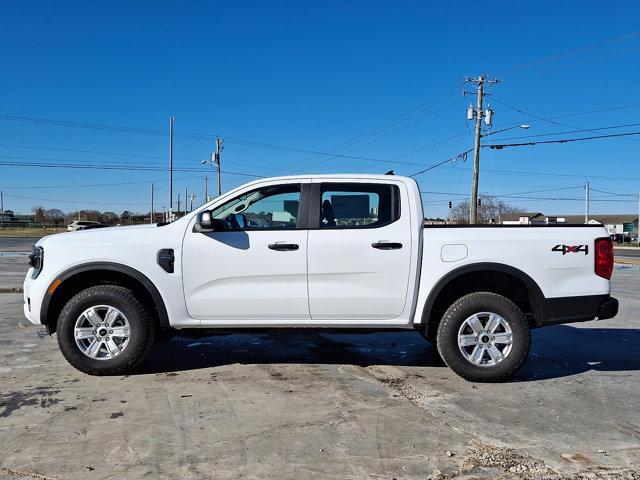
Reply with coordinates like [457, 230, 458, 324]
[57, 285, 155, 375]
[436, 292, 531, 382]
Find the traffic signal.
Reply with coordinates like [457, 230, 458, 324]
[448, 201, 452, 208]
[478, 198, 482, 206]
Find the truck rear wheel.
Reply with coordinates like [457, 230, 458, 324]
[56, 285, 155, 375]
[436, 292, 530, 382]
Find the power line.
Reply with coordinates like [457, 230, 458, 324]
[550, 103, 640, 120]
[489, 122, 640, 141]
[282, 86, 462, 169]
[488, 130, 640, 149]
[0, 112, 450, 165]
[289, 94, 465, 171]
[588, 187, 638, 197]
[498, 185, 584, 195]
[0, 142, 296, 173]
[490, 97, 640, 143]
[390, 131, 471, 161]
[0, 159, 266, 177]
[487, 103, 640, 135]
[0, 142, 196, 162]
[0, 149, 430, 169]
[504, 31, 640, 74]
[464, 166, 640, 181]
[408, 148, 474, 177]
[0, 175, 204, 189]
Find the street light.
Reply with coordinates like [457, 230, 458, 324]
[480, 124, 530, 138]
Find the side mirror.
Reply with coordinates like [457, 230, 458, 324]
[194, 211, 215, 233]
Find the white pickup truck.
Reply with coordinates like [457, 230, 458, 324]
[23, 174, 618, 381]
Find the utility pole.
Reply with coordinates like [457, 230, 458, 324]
[204, 177, 208, 203]
[150, 183, 154, 224]
[584, 180, 590, 223]
[464, 75, 501, 224]
[215, 137, 223, 196]
[189, 193, 197, 211]
[169, 116, 175, 220]
[177, 193, 181, 215]
[185, 187, 188, 212]
[201, 138, 223, 199]
[0, 190, 4, 230]
[637, 191, 639, 246]
[470, 76, 484, 225]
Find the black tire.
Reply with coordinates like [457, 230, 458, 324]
[436, 292, 530, 382]
[57, 285, 155, 375]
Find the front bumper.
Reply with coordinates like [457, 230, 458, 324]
[22, 268, 43, 325]
[540, 294, 618, 326]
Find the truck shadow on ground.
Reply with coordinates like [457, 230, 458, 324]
[136, 325, 640, 381]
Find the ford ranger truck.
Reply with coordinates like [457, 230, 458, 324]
[23, 175, 618, 382]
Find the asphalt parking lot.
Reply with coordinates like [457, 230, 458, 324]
[0, 237, 38, 292]
[1, 242, 639, 479]
[615, 247, 640, 259]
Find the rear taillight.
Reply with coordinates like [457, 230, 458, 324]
[594, 237, 613, 279]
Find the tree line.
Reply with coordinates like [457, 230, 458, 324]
[30, 208, 163, 225]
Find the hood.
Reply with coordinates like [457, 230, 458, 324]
[36, 223, 173, 249]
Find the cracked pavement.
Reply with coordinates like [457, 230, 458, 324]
[0, 267, 639, 479]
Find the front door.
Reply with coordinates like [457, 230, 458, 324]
[307, 180, 413, 320]
[182, 181, 310, 322]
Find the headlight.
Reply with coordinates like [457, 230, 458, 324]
[28, 246, 44, 278]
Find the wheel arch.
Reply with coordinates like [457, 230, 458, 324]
[419, 262, 546, 340]
[41, 262, 169, 334]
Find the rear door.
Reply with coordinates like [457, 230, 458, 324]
[307, 180, 413, 320]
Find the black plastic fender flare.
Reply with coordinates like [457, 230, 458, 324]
[419, 262, 546, 335]
[40, 262, 170, 328]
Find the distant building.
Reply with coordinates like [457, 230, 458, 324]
[501, 212, 547, 225]
[0, 210, 14, 222]
[0, 210, 31, 226]
[500, 212, 638, 238]
[560, 214, 638, 237]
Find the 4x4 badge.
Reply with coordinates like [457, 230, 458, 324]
[552, 244, 589, 255]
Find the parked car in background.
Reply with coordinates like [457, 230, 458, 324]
[67, 221, 101, 232]
[611, 233, 632, 244]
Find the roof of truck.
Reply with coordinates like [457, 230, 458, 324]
[247, 174, 413, 180]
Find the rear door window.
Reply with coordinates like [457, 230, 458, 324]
[319, 183, 400, 229]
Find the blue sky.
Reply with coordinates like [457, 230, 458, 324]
[1, 1, 639, 218]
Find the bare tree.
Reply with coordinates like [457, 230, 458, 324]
[449, 195, 522, 224]
[32, 206, 46, 223]
[100, 211, 118, 225]
[82, 210, 101, 222]
[45, 208, 66, 225]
